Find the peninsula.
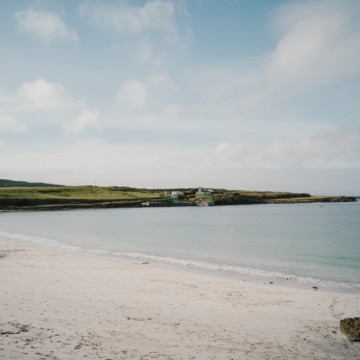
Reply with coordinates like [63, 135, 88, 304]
[0, 179, 356, 211]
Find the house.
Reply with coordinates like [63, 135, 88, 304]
[196, 187, 214, 195]
[171, 190, 184, 196]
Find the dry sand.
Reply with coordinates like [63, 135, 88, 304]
[0, 237, 359, 359]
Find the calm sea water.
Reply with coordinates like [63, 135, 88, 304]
[1, 202, 359, 291]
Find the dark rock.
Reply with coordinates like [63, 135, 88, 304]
[340, 317, 360, 341]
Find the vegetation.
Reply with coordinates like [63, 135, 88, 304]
[0, 186, 162, 201]
[0, 179, 60, 187]
[0, 180, 356, 211]
[0, 185, 164, 210]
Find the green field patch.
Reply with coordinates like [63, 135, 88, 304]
[0, 185, 355, 210]
[0, 186, 163, 201]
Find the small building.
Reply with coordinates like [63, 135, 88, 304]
[196, 187, 214, 195]
[171, 190, 184, 196]
[168, 195, 179, 201]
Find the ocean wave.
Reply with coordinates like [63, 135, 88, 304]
[0, 230, 80, 251]
[97, 250, 360, 291]
[2, 230, 359, 291]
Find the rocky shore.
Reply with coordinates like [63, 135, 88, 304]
[0, 195, 357, 212]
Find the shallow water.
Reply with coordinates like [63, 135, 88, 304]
[1, 202, 359, 290]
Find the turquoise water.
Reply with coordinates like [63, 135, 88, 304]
[1, 202, 359, 290]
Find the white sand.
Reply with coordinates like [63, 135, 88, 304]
[0, 237, 359, 359]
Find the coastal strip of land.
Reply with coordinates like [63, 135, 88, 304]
[0, 237, 359, 359]
[0, 183, 357, 211]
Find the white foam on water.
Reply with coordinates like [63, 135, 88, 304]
[0, 230, 80, 252]
[92, 249, 360, 291]
[1, 229, 359, 291]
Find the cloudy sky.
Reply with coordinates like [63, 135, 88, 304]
[1, 0, 360, 195]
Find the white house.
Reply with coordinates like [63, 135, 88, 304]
[171, 190, 184, 196]
[196, 187, 214, 195]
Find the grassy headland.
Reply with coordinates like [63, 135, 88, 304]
[0, 186, 164, 210]
[0, 182, 356, 211]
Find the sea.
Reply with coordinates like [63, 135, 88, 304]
[1, 202, 359, 292]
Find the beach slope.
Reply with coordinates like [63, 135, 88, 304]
[0, 238, 359, 359]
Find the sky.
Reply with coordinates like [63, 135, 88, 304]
[1, 0, 360, 195]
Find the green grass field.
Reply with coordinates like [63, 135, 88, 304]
[0, 186, 163, 201]
[0, 185, 355, 210]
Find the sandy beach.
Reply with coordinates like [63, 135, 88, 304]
[0, 237, 359, 359]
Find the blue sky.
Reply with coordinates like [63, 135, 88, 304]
[1, 0, 360, 195]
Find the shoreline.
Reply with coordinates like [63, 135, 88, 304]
[87, 248, 360, 295]
[1, 198, 357, 212]
[2, 229, 360, 295]
[1, 236, 359, 359]
[0, 195, 357, 212]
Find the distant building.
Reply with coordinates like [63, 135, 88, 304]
[171, 190, 184, 196]
[196, 187, 213, 195]
[168, 195, 179, 201]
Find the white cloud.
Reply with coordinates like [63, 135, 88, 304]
[135, 38, 164, 66]
[193, 0, 360, 120]
[0, 114, 27, 133]
[117, 71, 175, 111]
[268, 0, 360, 88]
[17, 78, 75, 111]
[64, 110, 102, 134]
[249, 127, 360, 169]
[139, 103, 184, 127]
[117, 80, 148, 110]
[80, 0, 177, 35]
[206, 126, 360, 172]
[0, 93, 19, 114]
[147, 71, 173, 89]
[211, 142, 245, 164]
[15, 9, 78, 43]
[79, 0, 186, 65]
[160, 103, 183, 117]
